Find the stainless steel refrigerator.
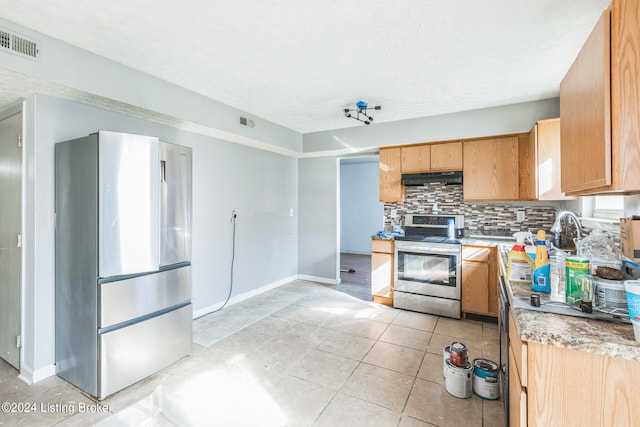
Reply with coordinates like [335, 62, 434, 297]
[55, 131, 192, 399]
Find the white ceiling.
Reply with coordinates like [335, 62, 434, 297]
[0, 0, 610, 134]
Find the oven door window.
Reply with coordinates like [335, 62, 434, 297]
[397, 251, 456, 287]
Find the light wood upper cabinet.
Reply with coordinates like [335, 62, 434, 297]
[401, 142, 462, 173]
[560, 0, 640, 195]
[560, 9, 611, 193]
[401, 145, 430, 173]
[518, 132, 537, 201]
[431, 142, 463, 171]
[521, 119, 576, 201]
[379, 147, 405, 202]
[463, 137, 519, 201]
[536, 119, 575, 200]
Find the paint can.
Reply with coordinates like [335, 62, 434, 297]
[443, 346, 450, 377]
[444, 359, 473, 399]
[449, 342, 468, 367]
[565, 258, 590, 304]
[594, 277, 628, 309]
[472, 358, 500, 400]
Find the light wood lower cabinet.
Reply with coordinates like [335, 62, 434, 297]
[508, 308, 640, 427]
[509, 345, 528, 427]
[371, 239, 394, 306]
[461, 245, 498, 317]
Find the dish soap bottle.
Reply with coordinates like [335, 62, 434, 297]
[507, 232, 534, 283]
[532, 230, 551, 293]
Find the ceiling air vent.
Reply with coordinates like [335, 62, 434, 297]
[239, 116, 255, 128]
[0, 27, 40, 60]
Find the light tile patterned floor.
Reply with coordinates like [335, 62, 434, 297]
[0, 280, 504, 426]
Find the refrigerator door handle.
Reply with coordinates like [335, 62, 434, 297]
[160, 160, 166, 182]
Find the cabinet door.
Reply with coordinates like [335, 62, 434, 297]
[430, 142, 463, 171]
[560, 9, 611, 193]
[401, 145, 431, 173]
[537, 119, 575, 200]
[461, 260, 489, 315]
[612, 0, 640, 192]
[519, 131, 537, 201]
[509, 346, 528, 427]
[463, 137, 519, 201]
[371, 251, 393, 304]
[379, 147, 404, 202]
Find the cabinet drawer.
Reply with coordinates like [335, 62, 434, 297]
[372, 239, 394, 254]
[509, 309, 528, 388]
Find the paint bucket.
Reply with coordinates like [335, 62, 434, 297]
[443, 346, 450, 377]
[566, 258, 590, 304]
[449, 342, 468, 367]
[445, 359, 473, 399]
[625, 280, 640, 343]
[472, 358, 500, 400]
[594, 277, 628, 309]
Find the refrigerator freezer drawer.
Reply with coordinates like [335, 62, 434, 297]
[99, 303, 192, 399]
[100, 266, 191, 328]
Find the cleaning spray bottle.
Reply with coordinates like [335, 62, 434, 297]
[531, 230, 551, 293]
[507, 232, 534, 284]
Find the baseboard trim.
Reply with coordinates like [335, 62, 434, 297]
[297, 274, 337, 285]
[19, 363, 56, 384]
[192, 274, 298, 319]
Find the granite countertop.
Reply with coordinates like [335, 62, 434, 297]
[498, 244, 640, 362]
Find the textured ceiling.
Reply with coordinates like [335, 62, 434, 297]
[0, 0, 610, 134]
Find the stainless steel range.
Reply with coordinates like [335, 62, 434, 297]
[394, 214, 464, 319]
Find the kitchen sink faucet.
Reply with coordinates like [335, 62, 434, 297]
[550, 210, 583, 248]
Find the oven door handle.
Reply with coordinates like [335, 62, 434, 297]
[396, 247, 460, 256]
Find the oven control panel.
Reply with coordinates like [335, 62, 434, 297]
[405, 214, 464, 228]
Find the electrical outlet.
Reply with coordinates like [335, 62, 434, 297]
[391, 209, 397, 218]
[517, 211, 526, 222]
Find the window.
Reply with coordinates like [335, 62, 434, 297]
[583, 195, 624, 220]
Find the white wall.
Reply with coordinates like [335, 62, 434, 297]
[21, 94, 298, 382]
[340, 157, 383, 254]
[303, 98, 560, 153]
[0, 17, 302, 155]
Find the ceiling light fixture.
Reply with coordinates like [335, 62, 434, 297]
[343, 100, 381, 125]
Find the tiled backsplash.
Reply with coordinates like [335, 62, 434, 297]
[384, 183, 565, 236]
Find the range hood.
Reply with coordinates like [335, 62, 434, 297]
[401, 171, 463, 186]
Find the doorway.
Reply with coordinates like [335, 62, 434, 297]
[337, 155, 382, 301]
[0, 106, 22, 370]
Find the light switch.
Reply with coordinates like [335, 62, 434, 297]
[289, 208, 294, 217]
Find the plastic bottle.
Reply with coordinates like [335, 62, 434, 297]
[532, 230, 551, 293]
[507, 232, 534, 283]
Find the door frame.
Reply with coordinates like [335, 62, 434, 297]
[0, 103, 24, 372]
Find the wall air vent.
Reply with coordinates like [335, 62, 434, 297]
[239, 116, 255, 128]
[0, 27, 40, 61]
